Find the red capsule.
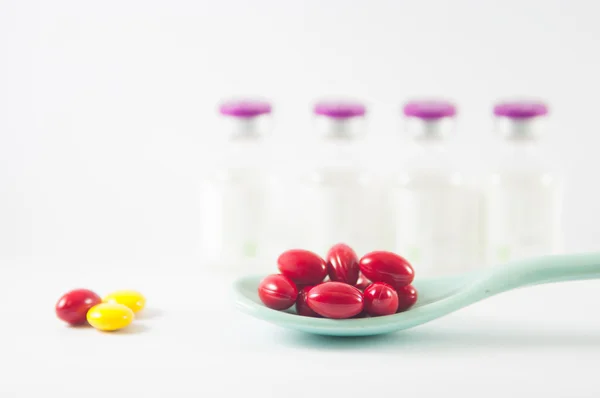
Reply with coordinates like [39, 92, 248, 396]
[307, 282, 364, 319]
[355, 273, 372, 291]
[359, 251, 414, 289]
[295, 285, 320, 317]
[326, 243, 359, 285]
[364, 283, 399, 317]
[258, 274, 298, 310]
[396, 285, 418, 312]
[277, 249, 327, 285]
[55, 289, 102, 326]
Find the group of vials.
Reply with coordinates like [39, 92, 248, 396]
[55, 288, 146, 332]
[258, 243, 418, 319]
[202, 97, 562, 279]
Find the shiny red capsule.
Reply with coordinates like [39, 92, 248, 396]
[364, 282, 399, 317]
[396, 284, 418, 312]
[295, 285, 320, 317]
[258, 274, 298, 310]
[359, 251, 414, 289]
[278, 249, 327, 285]
[307, 282, 364, 319]
[55, 288, 102, 326]
[355, 273, 372, 291]
[326, 243, 359, 285]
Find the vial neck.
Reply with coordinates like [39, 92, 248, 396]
[314, 115, 365, 141]
[223, 114, 270, 141]
[495, 116, 545, 142]
[405, 117, 455, 141]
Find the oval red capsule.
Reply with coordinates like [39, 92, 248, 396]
[326, 243, 359, 285]
[55, 289, 102, 326]
[396, 284, 418, 312]
[278, 249, 327, 285]
[306, 282, 364, 319]
[295, 285, 320, 317]
[355, 273, 372, 290]
[364, 282, 399, 316]
[258, 274, 298, 310]
[359, 251, 414, 289]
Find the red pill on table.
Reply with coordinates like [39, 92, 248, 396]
[363, 282, 399, 317]
[306, 282, 364, 319]
[396, 284, 418, 312]
[55, 288, 102, 326]
[359, 251, 414, 289]
[258, 274, 298, 310]
[355, 273, 372, 291]
[326, 243, 359, 285]
[277, 249, 327, 285]
[295, 285, 320, 317]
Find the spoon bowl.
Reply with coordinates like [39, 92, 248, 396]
[234, 252, 600, 336]
[234, 272, 472, 336]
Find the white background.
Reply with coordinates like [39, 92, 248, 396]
[2, 0, 600, 396]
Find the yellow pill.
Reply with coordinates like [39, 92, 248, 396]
[103, 290, 146, 313]
[86, 303, 134, 332]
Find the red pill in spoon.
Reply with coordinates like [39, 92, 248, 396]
[295, 285, 320, 317]
[278, 249, 327, 285]
[396, 284, 418, 312]
[355, 273, 372, 290]
[258, 274, 298, 310]
[307, 282, 364, 319]
[364, 282, 399, 316]
[326, 243, 359, 285]
[359, 251, 414, 289]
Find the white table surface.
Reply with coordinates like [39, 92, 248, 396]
[2, 259, 600, 397]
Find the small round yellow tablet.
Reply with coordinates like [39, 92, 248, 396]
[103, 290, 146, 313]
[86, 303, 134, 332]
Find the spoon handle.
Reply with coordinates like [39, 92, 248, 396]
[488, 252, 600, 292]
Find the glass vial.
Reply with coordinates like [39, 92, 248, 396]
[484, 100, 563, 265]
[389, 100, 484, 276]
[263, 100, 379, 259]
[198, 99, 271, 272]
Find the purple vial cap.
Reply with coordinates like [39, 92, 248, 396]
[219, 99, 272, 118]
[403, 100, 457, 120]
[313, 100, 366, 119]
[493, 101, 549, 119]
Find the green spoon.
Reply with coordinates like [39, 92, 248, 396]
[233, 252, 600, 336]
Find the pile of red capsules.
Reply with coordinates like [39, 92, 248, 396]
[258, 243, 417, 319]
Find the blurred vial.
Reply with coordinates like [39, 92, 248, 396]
[389, 100, 484, 276]
[484, 100, 563, 265]
[263, 100, 380, 259]
[198, 99, 272, 272]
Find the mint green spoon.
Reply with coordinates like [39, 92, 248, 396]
[233, 252, 600, 336]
